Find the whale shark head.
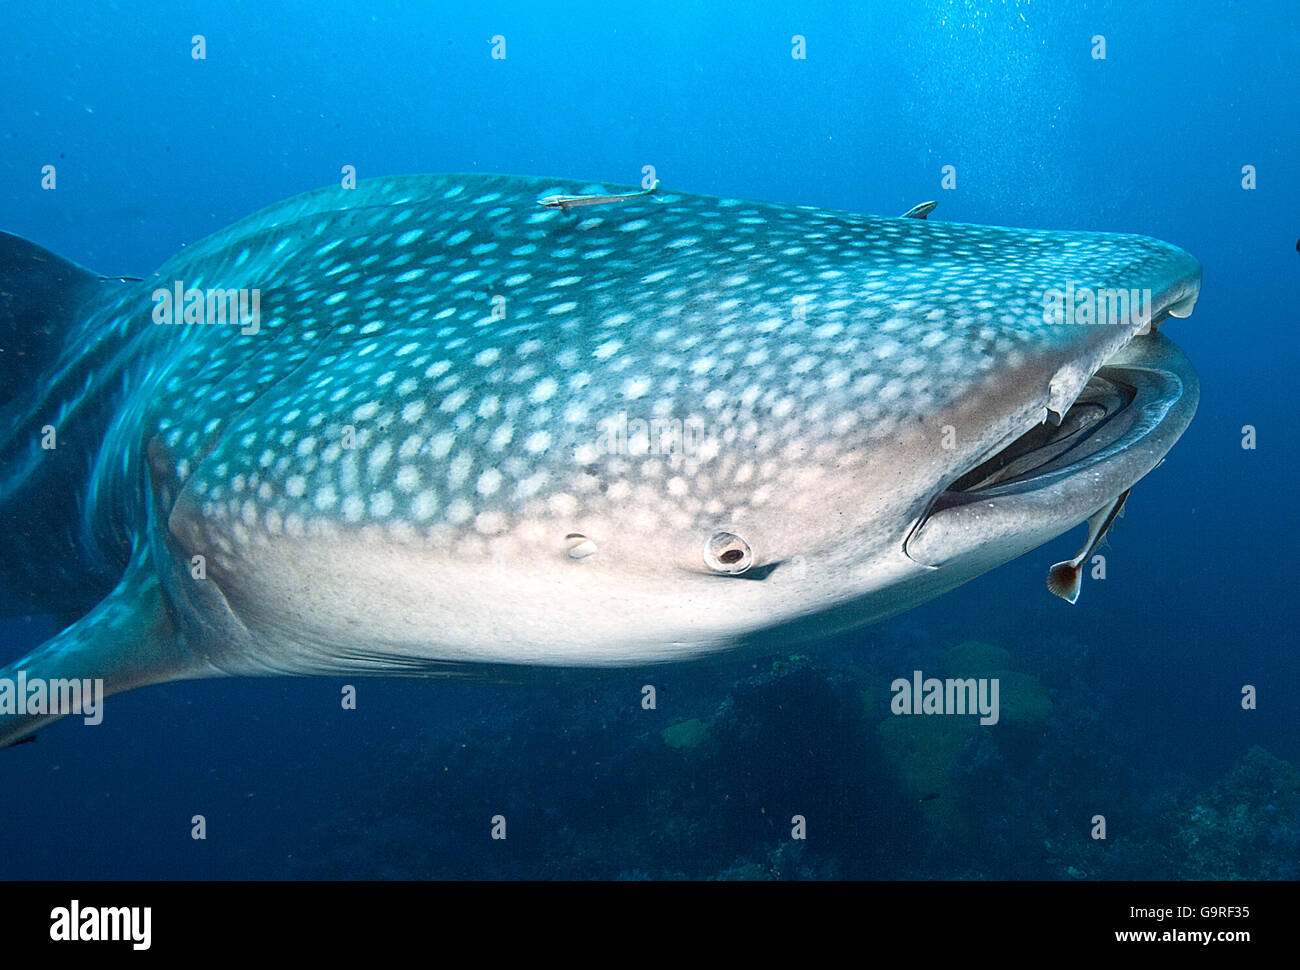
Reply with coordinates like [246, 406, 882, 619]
[0, 174, 1200, 741]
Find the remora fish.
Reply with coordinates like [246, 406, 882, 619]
[0, 174, 1201, 744]
[538, 180, 660, 211]
[1046, 487, 1130, 604]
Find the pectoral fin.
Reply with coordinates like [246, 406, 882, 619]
[0, 543, 211, 747]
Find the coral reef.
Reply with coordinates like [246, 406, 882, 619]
[1174, 746, 1300, 880]
[661, 718, 708, 750]
[284, 632, 1297, 881]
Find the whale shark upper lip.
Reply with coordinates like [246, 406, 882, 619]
[1144, 243, 1203, 328]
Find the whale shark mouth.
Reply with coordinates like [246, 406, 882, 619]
[949, 340, 1178, 494]
[904, 331, 1199, 568]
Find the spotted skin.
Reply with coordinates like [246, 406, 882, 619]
[125, 177, 1180, 548]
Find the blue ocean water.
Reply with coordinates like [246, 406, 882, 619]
[1, 0, 1296, 879]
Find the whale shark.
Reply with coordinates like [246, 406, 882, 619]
[0, 174, 1201, 744]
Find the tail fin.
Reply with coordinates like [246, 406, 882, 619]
[0, 543, 207, 747]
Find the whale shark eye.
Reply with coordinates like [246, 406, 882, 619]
[704, 532, 752, 574]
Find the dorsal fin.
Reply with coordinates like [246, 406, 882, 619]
[900, 201, 938, 219]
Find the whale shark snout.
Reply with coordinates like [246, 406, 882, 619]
[0, 174, 1201, 744]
